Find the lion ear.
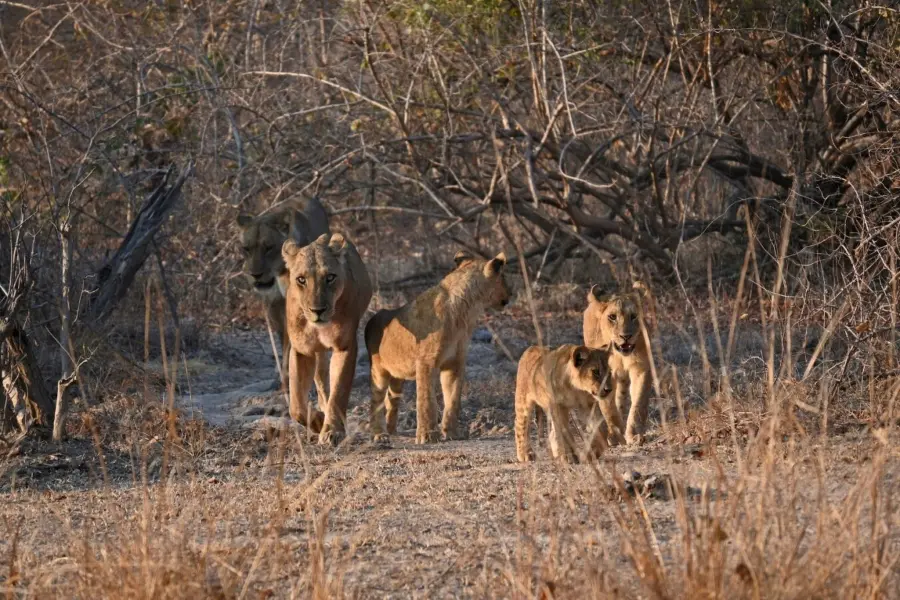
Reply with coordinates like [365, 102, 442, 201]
[328, 233, 347, 254]
[572, 346, 590, 368]
[290, 210, 312, 245]
[484, 252, 507, 277]
[282, 239, 300, 261]
[236, 213, 253, 228]
[453, 250, 472, 267]
[314, 232, 331, 246]
[588, 284, 606, 304]
[632, 280, 650, 298]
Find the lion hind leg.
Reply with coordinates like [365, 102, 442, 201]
[369, 362, 390, 443]
[514, 388, 534, 463]
[415, 363, 440, 444]
[385, 378, 403, 435]
[439, 363, 466, 441]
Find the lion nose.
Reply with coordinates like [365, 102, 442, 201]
[311, 307, 328, 317]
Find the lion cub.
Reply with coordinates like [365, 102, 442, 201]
[515, 345, 616, 463]
[584, 282, 652, 445]
[365, 251, 510, 444]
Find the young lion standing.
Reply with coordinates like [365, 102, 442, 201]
[515, 345, 616, 463]
[282, 232, 372, 445]
[583, 282, 653, 445]
[365, 251, 510, 444]
[236, 198, 330, 400]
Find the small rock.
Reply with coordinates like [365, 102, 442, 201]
[472, 328, 492, 343]
[622, 470, 642, 483]
[241, 406, 266, 417]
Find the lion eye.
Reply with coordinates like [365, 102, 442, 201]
[326, 273, 337, 284]
[296, 276, 307, 286]
[608, 313, 617, 322]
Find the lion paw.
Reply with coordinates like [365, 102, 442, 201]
[441, 428, 467, 441]
[415, 430, 440, 444]
[372, 433, 392, 448]
[625, 432, 646, 446]
[318, 426, 345, 447]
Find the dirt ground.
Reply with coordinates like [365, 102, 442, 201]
[1, 313, 898, 598]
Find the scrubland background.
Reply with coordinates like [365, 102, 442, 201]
[1, 1, 899, 598]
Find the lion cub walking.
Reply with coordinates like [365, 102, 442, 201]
[583, 282, 652, 445]
[365, 251, 510, 444]
[515, 345, 616, 463]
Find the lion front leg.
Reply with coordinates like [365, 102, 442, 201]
[270, 297, 290, 392]
[547, 406, 578, 464]
[414, 363, 440, 444]
[439, 361, 465, 441]
[320, 339, 357, 447]
[313, 350, 330, 407]
[287, 348, 324, 437]
[596, 382, 626, 447]
[585, 405, 610, 460]
[625, 370, 651, 445]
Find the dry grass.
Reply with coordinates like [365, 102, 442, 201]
[2, 293, 898, 599]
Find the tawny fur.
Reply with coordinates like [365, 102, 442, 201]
[514, 345, 616, 463]
[583, 281, 653, 445]
[236, 198, 330, 400]
[364, 251, 510, 444]
[282, 232, 372, 445]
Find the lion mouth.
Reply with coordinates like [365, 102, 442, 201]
[614, 341, 635, 355]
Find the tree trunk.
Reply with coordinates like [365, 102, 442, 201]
[53, 220, 73, 441]
[1, 320, 54, 434]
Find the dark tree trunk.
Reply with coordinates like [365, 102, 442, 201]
[1, 319, 54, 434]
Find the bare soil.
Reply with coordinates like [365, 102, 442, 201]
[0, 315, 897, 598]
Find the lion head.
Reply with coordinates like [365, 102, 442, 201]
[567, 346, 615, 399]
[237, 212, 289, 299]
[585, 282, 650, 356]
[451, 250, 512, 309]
[282, 232, 354, 325]
[236, 201, 329, 299]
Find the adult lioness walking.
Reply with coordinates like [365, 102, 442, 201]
[583, 282, 653, 445]
[365, 251, 510, 444]
[236, 198, 329, 399]
[282, 232, 372, 445]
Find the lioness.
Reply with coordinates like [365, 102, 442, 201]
[236, 198, 330, 400]
[365, 251, 510, 444]
[583, 282, 653, 445]
[282, 232, 372, 445]
[515, 345, 616, 463]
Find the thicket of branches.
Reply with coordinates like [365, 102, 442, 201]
[1, 0, 898, 435]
